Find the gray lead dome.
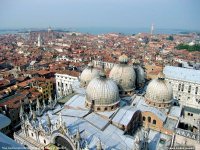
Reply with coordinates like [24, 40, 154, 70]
[85, 74, 120, 111]
[145, 72, 173, 108]
[80, 62, 99, 87]
[109, 54, 136, 97]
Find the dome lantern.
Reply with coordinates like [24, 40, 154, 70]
[119, 54, 129, 64]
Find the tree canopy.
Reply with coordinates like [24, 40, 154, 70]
[176, 43, 200, 52]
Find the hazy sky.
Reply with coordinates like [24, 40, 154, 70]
[0, 0, 200, 30]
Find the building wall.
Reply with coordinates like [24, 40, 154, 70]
[142, 111, 173, 135]
[93, 60, 115, 70]
[33, 80, 53, 101]
[142, 111, 163, 130]
[165, 78, 200, 109]
[55, 73, 78, 98]
[145, 65, 162, 80]
[174, 134, 200, 150]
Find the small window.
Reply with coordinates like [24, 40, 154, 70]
[188, 113, 190, 116]
[148, 117, 151, 123]
[188, 85, 191, 93]
[31, 133, 34, 137]
[143, 116, 146, 121]
[153, 120, 156, 125]
[97, 107, 100, 111]
[44, 140, 46, 144]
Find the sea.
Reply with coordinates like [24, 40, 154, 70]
[0, 27, 198, 35]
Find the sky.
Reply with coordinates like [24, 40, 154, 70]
[0, 0, 200, 30]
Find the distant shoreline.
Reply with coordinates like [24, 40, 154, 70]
[0, 27, 199, 35]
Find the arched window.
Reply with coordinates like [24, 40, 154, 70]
[104, 107, 108, 111]
[196, 87, 198, 94]
[97, 107, 100, 111]
[153, 120, 156, 125]
[148, 117, 151, 123]
[178, 84, 181, 91]
[143, 116, 146, 121]
[188, 85, 191, 93]
[181, 84, 184, 91]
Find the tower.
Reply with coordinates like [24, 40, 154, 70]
[37, 34, 42, 47]
[150, 23, 154, 35]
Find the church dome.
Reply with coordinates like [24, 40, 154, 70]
[80, 63, 99, 87]
[109, 55, 136, 97]
[85, 72, 120, 111]
[145, 72, 173, 108]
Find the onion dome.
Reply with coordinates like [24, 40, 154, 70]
[85, 71, 120, 111]
[80, 62, 100, 87]
[109, 54, 136, 97]
[145, 72, 173, 108]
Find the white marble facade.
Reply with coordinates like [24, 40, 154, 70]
[55, 73, 78, 98]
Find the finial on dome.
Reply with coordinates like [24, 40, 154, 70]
[88, 62, 94, 68]
[157, 71, 165, 80]
[99, 70, 106, 79]
[158, 62, 165, 80]
[119, 54, 128, 64]
[132, 59, 140, 65]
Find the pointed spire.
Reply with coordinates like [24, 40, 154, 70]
[84, 141, 89, 150]
[48, 94, 53, 105]
[32, 111, 37, 120]
[96, 138, 102, 150]
[46, 113, 51, 128]
[19, 104, 24, 119]
[59, 112, 63, 125]
[133, 135, 141, 150]
[29, 104, 33, 115]
[76, 128, 81, 141]
[36, 98, 41, 110]
[54, 94, 58, 104]
[43, 99, 46, 108]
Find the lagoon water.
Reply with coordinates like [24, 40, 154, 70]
[0, 27, 197, 35]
